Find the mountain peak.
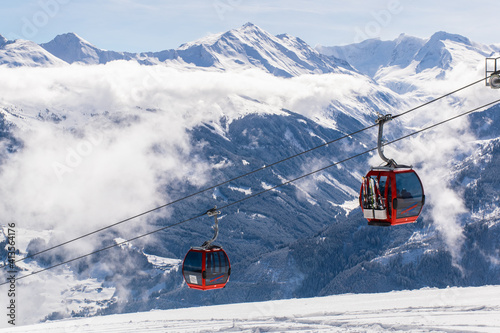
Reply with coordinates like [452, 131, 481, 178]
[241, 22, 257, 29]
[178, 23, 267, 49]
[412, 31, 473, 74]
[48, 32, 94, 47]
[40, 32, 101, 64]
[0, 34, 7, 46]
[235, 22, 269, 36]
[429, 31, 472, 46]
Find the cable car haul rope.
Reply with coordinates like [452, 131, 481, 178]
[1, 72, 499, 288]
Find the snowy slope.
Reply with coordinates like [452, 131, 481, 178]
[2, 285, 500, 332]
[40, 33, 105, 64]
[39, 33, 176, 65]
[373, 32, 500, 94]
[40, 33, 131, 65]
[0, 36, 67, 67]
[317, 34, 426, 77]
[317, 31, 500, 94]
[318, 31, 500, 78]
[176, 22, 352, 77]
[32, 23, 352, 76]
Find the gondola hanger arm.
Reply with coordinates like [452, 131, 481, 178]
[202, 206, 220, 249]
[375, 113, 411, 169]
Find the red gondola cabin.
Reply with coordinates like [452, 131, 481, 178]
[360, 167, 425, 226]
[182, 246, 231, 290]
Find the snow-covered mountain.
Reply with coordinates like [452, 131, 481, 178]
[175, 22, 353, 77]
[39, 32, 176, 66]
[3, 25, 498, 79]
[318, 31, 500, 77]
[0, 35, 67, 67]
[9, 23, 352, 77]
[0, 23, 499, 327]
[317, 31, 500, 94]
[317, 33, 426, 77]
[40, 32, 135, 65]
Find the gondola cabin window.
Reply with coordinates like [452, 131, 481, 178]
[395, 172, 424, 219]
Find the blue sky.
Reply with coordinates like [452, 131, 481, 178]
[0, 0, 497, 52]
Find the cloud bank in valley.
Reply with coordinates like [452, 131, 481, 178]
[0, 61, 399, 244]
[0, 60, 485, 297]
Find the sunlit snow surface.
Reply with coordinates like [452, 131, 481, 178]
[3, 285, 499, 332]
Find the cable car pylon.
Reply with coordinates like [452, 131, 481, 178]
[486, 57, 500, 89]
[360, 114, 425, 226]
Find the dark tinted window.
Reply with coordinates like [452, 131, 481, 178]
[378, 176, 388, 197]
[184, 251, 203, 273]
[396, 172, 422, 199]
[215, 252, 222, 273]
[206, 251, 224, 273]
[206, 250, 229, 285]
[206, 252, 212, 272]
[220, 252, 228, 273]
[387, 178, 392, 217]
[395, 172, 423, 219]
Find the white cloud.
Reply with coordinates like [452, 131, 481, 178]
[0, 63, 398, 254]
[0, 58, 485, 281]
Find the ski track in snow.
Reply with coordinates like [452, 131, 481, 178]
[3, 285, 499, 333]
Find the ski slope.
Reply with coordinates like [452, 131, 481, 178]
[3, 285, 499, 332]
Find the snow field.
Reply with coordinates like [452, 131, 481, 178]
[3, 285, 499, 332]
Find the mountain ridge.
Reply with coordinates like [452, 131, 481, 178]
[174, 22, 352, 77]
[40, 32, 127, 65]
[316, 31, 500, 81]
[24, 22, 352, 77]
[1, 23, 353, 76]
[2, 24, 498, 82]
